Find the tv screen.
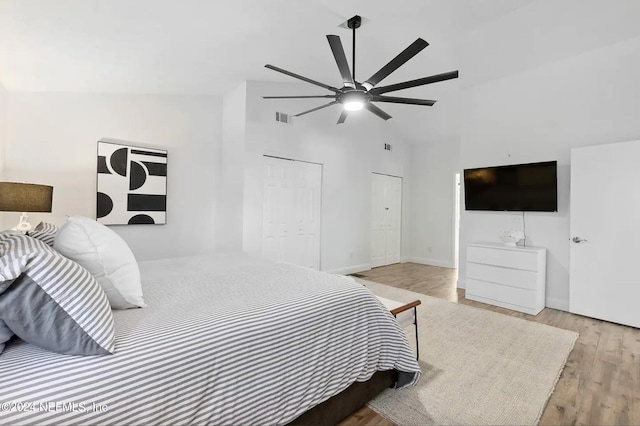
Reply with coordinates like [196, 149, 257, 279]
[464, 161, 558, 212]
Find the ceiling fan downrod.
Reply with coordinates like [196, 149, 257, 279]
[347, 15, 361, 82]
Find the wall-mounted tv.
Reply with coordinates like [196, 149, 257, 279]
[464, 161, 558, 212]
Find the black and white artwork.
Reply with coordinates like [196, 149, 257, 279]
[97, 141, 167, 225]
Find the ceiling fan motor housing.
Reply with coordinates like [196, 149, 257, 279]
[339, 89, 370, 105]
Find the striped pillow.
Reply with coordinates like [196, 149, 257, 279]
[0, 232, 115, 356]
[28, 222, 59, 247]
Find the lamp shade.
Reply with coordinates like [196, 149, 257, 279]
[0, 182, 53, 213]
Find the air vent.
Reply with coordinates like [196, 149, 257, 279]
[275, 112, 290, 124]
[384, 143, 392, 151]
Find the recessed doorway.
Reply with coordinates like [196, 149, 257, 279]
[371, 173, 402, 268]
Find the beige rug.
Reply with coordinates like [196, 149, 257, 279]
[361, 280, 578, 426]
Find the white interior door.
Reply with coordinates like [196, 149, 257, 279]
[262, 157, 322, 269]
[570, 140, 640, 328]
[384, 175, 402, 265]
[371, 173, 402, 268]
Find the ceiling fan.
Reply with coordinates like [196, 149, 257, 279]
[263, 15, 459, 124]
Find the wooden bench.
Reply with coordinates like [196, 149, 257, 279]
[375, 297, 421, 360]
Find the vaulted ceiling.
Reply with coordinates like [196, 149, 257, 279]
[0, 0, 533, 94]
[2, 1, 640, 144]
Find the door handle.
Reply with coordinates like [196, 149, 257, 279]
[571, 237, 588, 243]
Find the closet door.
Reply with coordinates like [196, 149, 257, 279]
[262, 157, 322, 270]
[371, 173, 402, 268]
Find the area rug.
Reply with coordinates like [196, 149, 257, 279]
[360, 279, 579, 426]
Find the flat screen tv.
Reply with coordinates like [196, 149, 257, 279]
[464, 161, 558, 212]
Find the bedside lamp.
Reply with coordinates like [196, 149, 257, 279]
[0, 182, 53, 233]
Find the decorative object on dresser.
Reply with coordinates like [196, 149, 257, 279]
[465, 242, 546, 315]
[97, 140, 167, 225]
[0, 182, 53, 233]
[498, 230, 525, 247]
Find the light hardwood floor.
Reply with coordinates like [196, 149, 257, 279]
[339, 262, 640, 426]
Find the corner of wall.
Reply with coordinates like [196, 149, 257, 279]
[0, 82, 6, 230]
[0, 81, 7, 177]
[217, 83, 248, 252]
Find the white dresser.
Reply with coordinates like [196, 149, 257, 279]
[465, 242, 546, 315]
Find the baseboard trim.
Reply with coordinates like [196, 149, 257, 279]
[545, 297, 569, 312]
[401, 256, 455, 269]
[326, 263, 372, 275]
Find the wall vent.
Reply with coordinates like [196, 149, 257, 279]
[384, 143, 392, 151]
[275, 112, 290, 124]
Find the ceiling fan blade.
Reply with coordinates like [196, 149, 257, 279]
[263, 95, 336, 99]
[294, 100, 339, 117]
[337, 110, 349, 124]
[369, 70, 459, 95]
[327, 35, 355, 88]
[265, 64, 341, 93]
[364, 103, 392, 121]
[371, 95, 436, 106]
[364, 38, 429, 89]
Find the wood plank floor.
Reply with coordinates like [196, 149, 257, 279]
[339, 262, 640, 426]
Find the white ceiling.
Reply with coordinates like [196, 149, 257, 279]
[4, 0, 639, 143]
[0, 0, 535, 95]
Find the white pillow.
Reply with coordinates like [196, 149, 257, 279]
[53, 216, 146, 309]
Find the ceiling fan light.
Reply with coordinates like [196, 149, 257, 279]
[344, 100, 364, 111]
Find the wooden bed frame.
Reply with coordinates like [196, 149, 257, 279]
[288, 369, 397, 425]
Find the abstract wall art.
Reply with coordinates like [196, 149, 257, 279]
[97, 141, 167, 225]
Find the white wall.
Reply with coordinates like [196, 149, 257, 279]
[0, 82, 6, 174]
[217, 83, 247, 251]
[405, 139, 460, 268]
[401, 83, 463, 269]
[239, 81, 412, 274]
[2, 92, 222, 260]
[400, 0, 640, 311]
[456, 3, 640, 310]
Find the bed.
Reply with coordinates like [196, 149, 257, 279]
[0, 253, 420, 425]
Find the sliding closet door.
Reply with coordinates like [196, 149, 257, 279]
[371, 173, 402, 268]
[262, 157, 322, 270]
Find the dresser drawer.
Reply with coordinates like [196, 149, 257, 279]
[466, 279, 538, 310]
[467, 245, 539, 271]
[467, 262, 538, 290]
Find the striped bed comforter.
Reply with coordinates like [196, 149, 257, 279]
[0, 253, 420, 425]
